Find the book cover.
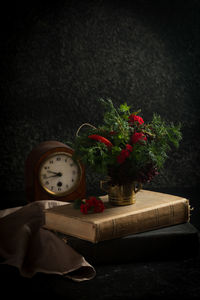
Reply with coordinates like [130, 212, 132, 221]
[44, 190, 190, 243]
[64, 223, 199, 264]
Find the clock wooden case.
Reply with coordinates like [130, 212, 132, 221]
[25, 140, 86, 202]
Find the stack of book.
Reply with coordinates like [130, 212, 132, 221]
[44, 190, 199, 264]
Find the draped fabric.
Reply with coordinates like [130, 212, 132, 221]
[0, 200, 96, 282]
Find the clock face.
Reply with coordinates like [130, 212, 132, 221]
[38, 152, 81, 197]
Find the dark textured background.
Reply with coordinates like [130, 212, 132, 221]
[0, 0, 200, 201]
[0, 2, 200, 298]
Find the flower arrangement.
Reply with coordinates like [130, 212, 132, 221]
[72, 99, 182, 187]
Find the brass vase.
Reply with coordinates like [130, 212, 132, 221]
[100, 181, 142, 206]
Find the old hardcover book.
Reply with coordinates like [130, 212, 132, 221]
[44, 190, 190, 243]
[65, 223, 199, 264]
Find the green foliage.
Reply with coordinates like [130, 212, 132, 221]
[72, 99, 182, 185]
[73, 198, 82, 209]
[99, 98, 131, 145]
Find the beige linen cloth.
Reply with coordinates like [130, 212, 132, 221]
[0, 200, 96, 282]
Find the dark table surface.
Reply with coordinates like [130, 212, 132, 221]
[0, 187, 200, 300]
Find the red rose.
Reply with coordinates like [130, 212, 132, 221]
[126, 144, 133, 152]
[128, 114, 144, 126]
[80, 203, 88, 214]
[117, 149, 128, 164]
[117, 144, 133, 164]
[131, 132, 147, 144]
[93, 200, 105, 213]
[80, 196, 105, 214]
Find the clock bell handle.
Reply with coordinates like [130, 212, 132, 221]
[76, 123, 97, 137]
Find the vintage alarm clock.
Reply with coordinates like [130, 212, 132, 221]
[25, 140, 86, 202]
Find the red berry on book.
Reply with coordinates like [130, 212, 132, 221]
[80, 203, 88, 214]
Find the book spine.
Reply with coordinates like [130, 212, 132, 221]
[95, 199, 190, 243]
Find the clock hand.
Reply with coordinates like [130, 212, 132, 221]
[47, 170, 59, 175]
[47, 170, 62, 176]
[46, 174, 60, 179]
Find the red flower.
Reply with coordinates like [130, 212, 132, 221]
[80, 196, 105, 214]
[80, 203, 88, 214]
[128, 114, 144, 126]
[88, 134, 113, 147]
[131, 132, 147, 144]
[117, 144, 133, 164]
[126, 144, 133, 152]
[93, 200, 105, 213]
[109, 131, 116, 135]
